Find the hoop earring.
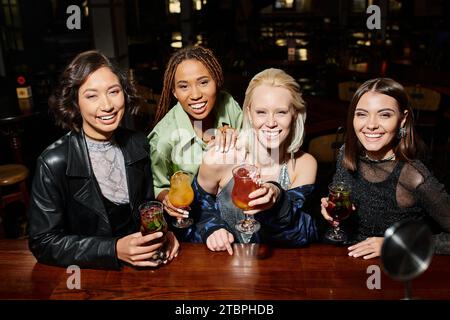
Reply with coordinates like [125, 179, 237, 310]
[397, 127, 407, 139]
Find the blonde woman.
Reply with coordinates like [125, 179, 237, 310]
[194, 68, 318, 254]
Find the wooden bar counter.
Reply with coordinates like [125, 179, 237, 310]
[0, 239, 449, 300]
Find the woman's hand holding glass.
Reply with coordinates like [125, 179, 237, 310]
[320, 196, 357, 226]
[165, 231, 180, 260]
[320, 182, 355, 244]
[244, 182, 281, 215]
[116, 231, 179, 267]
[323, 198, 384, 258]
[162, 190, 190, 220]
[320, 197, 340, 227]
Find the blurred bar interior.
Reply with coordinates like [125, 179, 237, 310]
[0, 0, 449, 237]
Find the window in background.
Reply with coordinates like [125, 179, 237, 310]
[168, 0, 207, 14]
[351, 0, 367, 13]
[168, 0, 180, 14]
[389, 0, 402, 12]
[1, 0, 23, 50]
[274, 0, 295, 10]
[171, 31, 182, 48]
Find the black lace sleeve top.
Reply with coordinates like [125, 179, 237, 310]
[333, 147, 450, 254]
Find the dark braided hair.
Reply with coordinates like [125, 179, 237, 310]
[153, 45, 224, 127]
[48, 50, 138, 132]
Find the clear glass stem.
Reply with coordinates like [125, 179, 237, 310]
[333, 225, 340, 235]
[173, 216, 193, 228]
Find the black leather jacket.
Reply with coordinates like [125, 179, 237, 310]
[28, 127, 154, 269]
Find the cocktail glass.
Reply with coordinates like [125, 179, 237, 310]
[324, 182, 352, 243]
[139, 201, 168, 262]
[168, 170, 195, 228]
[232, 164, 261, 241]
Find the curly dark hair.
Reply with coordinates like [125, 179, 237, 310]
[153, 45, 224, 127]
[48, 50, 138, 131]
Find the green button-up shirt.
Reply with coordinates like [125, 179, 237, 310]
[148, 91, 243, 197]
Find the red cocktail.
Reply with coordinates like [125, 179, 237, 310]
[326, 191, 352, 222]
[232, 164, 261, 238]
[231, 167, 260, 210]
[325, 182, 352, 243]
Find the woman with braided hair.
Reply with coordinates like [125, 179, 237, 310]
[148, 46, 242, 234]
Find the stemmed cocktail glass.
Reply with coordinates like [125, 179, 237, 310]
[232, 164, 261, 240]
[324, 182, 352, 243]
[168, 170, 195, 228]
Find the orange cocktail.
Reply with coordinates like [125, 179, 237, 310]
[168, 171, 194, 208]
[168, 170, 195, 228]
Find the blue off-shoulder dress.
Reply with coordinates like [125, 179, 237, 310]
[192, 164, 318, 246]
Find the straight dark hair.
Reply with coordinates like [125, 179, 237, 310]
[48, 50, 137, 131]
[343, 78, 419, 171]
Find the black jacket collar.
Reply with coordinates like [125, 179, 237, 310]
[65, 127, 149, 222]
[66, 127, 148, 178]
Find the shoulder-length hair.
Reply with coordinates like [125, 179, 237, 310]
[242, 68, 306, 155]
[48, 50, 137, 132]
[343, 78, 418, 171]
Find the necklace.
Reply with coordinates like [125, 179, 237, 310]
[362, 153, 396, 163]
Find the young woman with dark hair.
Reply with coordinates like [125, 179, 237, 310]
[28, 50, 179, 269]
[321, 78, 450, 259]
[148, 45, 242, 229]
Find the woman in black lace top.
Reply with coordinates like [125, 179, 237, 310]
[321, 78, 450, 259]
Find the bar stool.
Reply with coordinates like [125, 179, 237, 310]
[0, 164, 30, 236]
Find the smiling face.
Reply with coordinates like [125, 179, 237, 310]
[172, 59, 217, 121]
[353, 91, 407, 160]
[78, 67, 125, 140]
[248, 84, 295, 150]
